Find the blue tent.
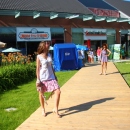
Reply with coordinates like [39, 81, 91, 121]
[76, 45, 89, 51]
[53, 43, 78, 71]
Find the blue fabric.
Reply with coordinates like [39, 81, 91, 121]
[78, 59, 83, 69]
[76, 45, 89, 51]
[53, 43, 78, 71]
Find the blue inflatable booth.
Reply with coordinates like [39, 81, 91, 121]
[53, 43, 78, 71]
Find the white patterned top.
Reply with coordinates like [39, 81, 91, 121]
[37, 54, 55, 82]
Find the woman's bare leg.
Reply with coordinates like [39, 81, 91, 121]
[104, 62, 107, 74]
[91, 57, 94, 63]
[88, 56, 90, 63]
[39, 92, 46, 116]
[100, 62, 104, 74]
[53, 89, 61, 117]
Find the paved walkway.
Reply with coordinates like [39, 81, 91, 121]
[16, 62, 130, 130]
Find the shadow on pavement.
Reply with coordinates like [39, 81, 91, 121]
[107, 71, 119, 75]
[60, 97, 115, 117]
[84, 62, 101, 67]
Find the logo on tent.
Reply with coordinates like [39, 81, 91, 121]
[65, 52, 70, 56]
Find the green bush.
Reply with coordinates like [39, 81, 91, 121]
[0, 62, 36, 92]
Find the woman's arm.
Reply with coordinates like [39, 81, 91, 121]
[36, 56, 41, 83]
[107, 49, 111, 56]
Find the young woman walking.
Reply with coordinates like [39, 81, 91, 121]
[36, 41, 61, 118]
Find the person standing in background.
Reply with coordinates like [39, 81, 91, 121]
[81, 49, 85, 66]
[97, 47, 101, 63]
[88, 48, 94, 63]
[99, 43, 111, 75]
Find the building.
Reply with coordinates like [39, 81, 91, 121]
[0, 0, 130, 55]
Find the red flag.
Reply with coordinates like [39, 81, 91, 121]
[87, 39, 91, 49]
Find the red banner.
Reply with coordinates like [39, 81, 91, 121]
[88, 8, 120, 18]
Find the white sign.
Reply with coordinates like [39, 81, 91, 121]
[83, 28, 107, 40]
[113, 44, 121, 60]
[16, 27, 51, 42]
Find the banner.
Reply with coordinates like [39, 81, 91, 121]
[113, 44, 121, 60]
[16, 27, 51, 42]
[88, 8, 119, 18]
[83, 28, 107, 40]
[108, 44, 114, 60]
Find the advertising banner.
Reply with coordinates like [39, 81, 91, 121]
[113, 44, 121, 60]
[16, 27, 51, 42]
[108, 44, 114, 60]
[88, 8, 120, 18]
[83, 28, 107, 40]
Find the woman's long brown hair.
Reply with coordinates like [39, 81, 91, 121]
[37, 41, 49, 54]
[102, 43, 108, 50]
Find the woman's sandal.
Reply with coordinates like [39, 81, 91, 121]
[52, 109, 62, 118]
[99, 73, 103, 75]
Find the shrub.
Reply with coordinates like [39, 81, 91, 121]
[0, 62, 36, 92]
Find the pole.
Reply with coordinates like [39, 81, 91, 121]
[25, 42, 27, 55]
[16, 41, 18, 49]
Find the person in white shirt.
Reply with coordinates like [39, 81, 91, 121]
[88, 48, 94, 63]
[36, 41, 61, 118]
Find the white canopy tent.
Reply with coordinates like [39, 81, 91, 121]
[2, 47, 21, 52]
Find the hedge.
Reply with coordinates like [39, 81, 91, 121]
[0, 63, 36, 92]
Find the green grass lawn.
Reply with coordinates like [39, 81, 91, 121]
[114, 61, 130, 87]
[0, 70, 77, 130]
